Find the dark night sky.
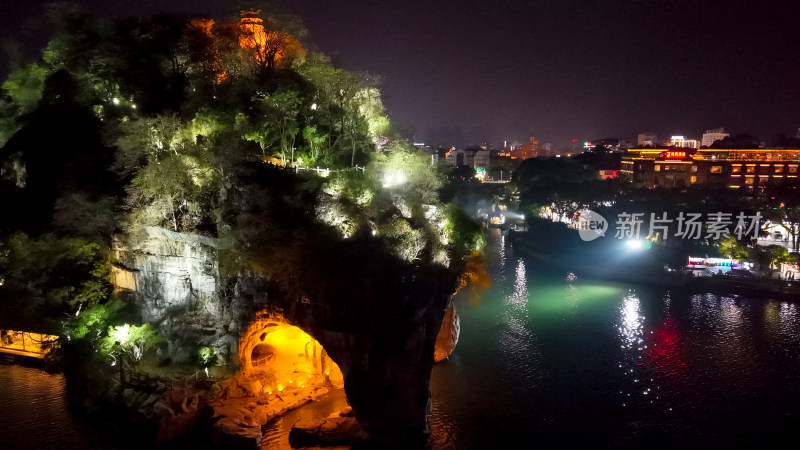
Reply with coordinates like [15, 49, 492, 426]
[3, 0, 800, 147]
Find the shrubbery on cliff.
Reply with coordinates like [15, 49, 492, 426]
[0, 2, 484, 367]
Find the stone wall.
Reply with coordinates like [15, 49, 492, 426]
[112, 227, 238, 364]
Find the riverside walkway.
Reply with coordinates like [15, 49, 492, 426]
[0, 329, 58, 359]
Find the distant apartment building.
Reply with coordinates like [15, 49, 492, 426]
[473, 148, 490, 168]
[430, 147, 449, 165]
[701, 128, 729, 147]
[637, 132, 658, 146]
[668, 136, 699, 148]
[446, 147, 490, 170]
[508, 137, 539, 159]
[620, 147, 800, 189]
[536, 142, 555, 157]
[584, 138, 627, 152]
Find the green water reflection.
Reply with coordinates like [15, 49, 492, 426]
[428, 230, 800, 449]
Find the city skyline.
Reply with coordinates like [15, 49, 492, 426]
[4, 0, 800, 147]
[2, 3, 800, 449]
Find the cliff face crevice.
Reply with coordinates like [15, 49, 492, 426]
[113, 226, 459, 446]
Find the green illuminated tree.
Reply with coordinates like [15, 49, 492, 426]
[443, 204, 485, 259]
[1, 63, 49, 115]
[766, 245, 791, 269]
[301, 125, 327, 165]
[378, 216, 426, 262]
[124, 154, 202, 232]
[114, 115, 189, 170]
[113, 113, 221, 234]
[245, 90, 302, 164]
[368, 143, 443, 205]
[65, 299, 125, 341]
[718, 236, 750, 261]
[197, 346, 218, 376]
[298, 57, 384, 167]
[762, 183, 800, 253]
[99, 323, 161, 369]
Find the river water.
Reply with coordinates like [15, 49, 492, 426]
[427, 229, 800, 449]
[3, 229, 800, 449]
[0, 363, 125, 450]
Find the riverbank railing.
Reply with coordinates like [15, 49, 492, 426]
[0, 329, 59, 359]
[258, 159, 366, 176]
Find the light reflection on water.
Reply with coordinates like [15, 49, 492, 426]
[497, 232, 507, 270]
[497, 258, 540, 383]
[618, 293, 644, 350]
[508, 258, 527, 307]
[0, 364, 122, 450]
[765, 301, 800, 342]
[617, 292, 657, 410]
[429, 234, 800, 449]
[260, 388, 350, 450]
[4, 227, 800, 449]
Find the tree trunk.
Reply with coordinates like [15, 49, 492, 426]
[351, 137, 356, 168]
[170, 198, 178, 231]
[290, 136, 296, 166]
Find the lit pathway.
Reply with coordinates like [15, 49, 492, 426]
[0, 330, 58, 359]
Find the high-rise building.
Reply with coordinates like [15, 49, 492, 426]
[702, 128, 729, 147]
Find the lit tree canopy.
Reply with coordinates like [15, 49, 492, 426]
[0, 4, 486, 358]
[239, 9, 306, 74]
[761, 183, 800, 252]
[99, 323, 161, 368]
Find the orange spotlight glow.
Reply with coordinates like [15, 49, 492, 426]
[237, 312, 344, 397]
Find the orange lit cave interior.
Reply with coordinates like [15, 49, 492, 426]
[237, 315, 344, 399]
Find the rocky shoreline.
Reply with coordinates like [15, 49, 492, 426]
[61, 367, 349, 449]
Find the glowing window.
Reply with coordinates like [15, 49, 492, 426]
[745, 177, 755, 185]
[710, 165, 722, 173]
[731, 165, 742, 173]
[746, 166, 756, 173]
